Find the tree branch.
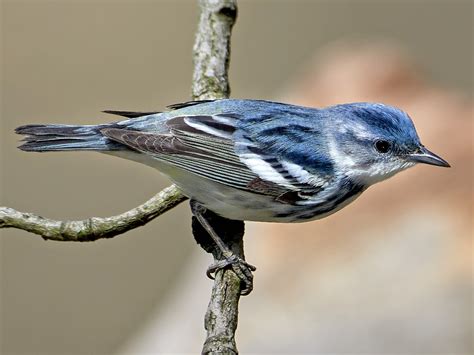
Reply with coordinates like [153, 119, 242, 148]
[0, 186, 186, 241]
[192, 208, 245, 354]
[191, 1, 244, 354]
[192, 0, 237, 100]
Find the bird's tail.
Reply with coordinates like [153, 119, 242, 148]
[15, 124, 124, 152]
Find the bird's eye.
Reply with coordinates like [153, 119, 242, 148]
[375, 140, 391, 153]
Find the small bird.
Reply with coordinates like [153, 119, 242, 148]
[15, 99, 449, 291]
[15, 99, 450, 220]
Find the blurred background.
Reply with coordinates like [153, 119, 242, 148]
[1, 0, 472, 354]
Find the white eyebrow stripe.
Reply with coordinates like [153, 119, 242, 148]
[184, 117, 232, 139]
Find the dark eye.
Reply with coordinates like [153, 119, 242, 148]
[375, 140, 391, 153]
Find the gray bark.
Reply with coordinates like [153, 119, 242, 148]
[191, 1, 243, 354]
[0, 186, 186, 241]
[192, 0, 237, 100]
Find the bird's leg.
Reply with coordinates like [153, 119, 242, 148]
[190, 200, 256, 295]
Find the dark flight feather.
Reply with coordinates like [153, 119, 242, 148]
[102, 110, 161, 118]
[166, 100, 215, 110]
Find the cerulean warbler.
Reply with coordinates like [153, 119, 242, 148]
[16, 99, 449, 223]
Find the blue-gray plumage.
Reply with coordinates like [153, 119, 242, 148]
[15, 99, 449, 222]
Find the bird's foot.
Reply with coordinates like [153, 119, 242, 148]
[206, 252, 257, 296]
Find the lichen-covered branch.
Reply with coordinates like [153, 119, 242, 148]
[0, 185, 186, 241]
[192, 0, 237, 100]
[191, 1, 244, 354]
[192, 209, 245, 355]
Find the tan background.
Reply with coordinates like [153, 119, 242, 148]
[1, 1, 472, 354]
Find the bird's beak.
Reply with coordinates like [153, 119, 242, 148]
[408, 146, 450, 167]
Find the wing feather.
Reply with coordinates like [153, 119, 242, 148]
[100, 122, 262, 191]
[166, 100, 215, 110]
[103, 110, 161, 118]
[101, 113, 327, 205]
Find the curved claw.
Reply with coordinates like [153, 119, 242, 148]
[206, 268, 216, 280]
[206, 255, 257, 295]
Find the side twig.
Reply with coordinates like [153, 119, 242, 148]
[0, 186, 185, 241]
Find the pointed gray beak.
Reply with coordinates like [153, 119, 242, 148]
[408, 146, 450, 167]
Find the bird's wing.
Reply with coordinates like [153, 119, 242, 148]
[101, 114, 326, 205]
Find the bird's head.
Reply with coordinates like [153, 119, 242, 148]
[326, 102, 449, 185]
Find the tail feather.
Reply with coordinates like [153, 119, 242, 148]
[15, 124, 125, 152]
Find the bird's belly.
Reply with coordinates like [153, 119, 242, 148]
[173, 173, 296, 222]
[183, 183, 363, 222]
[103, 150, 363, 222]
[167, 169, 364, 223]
